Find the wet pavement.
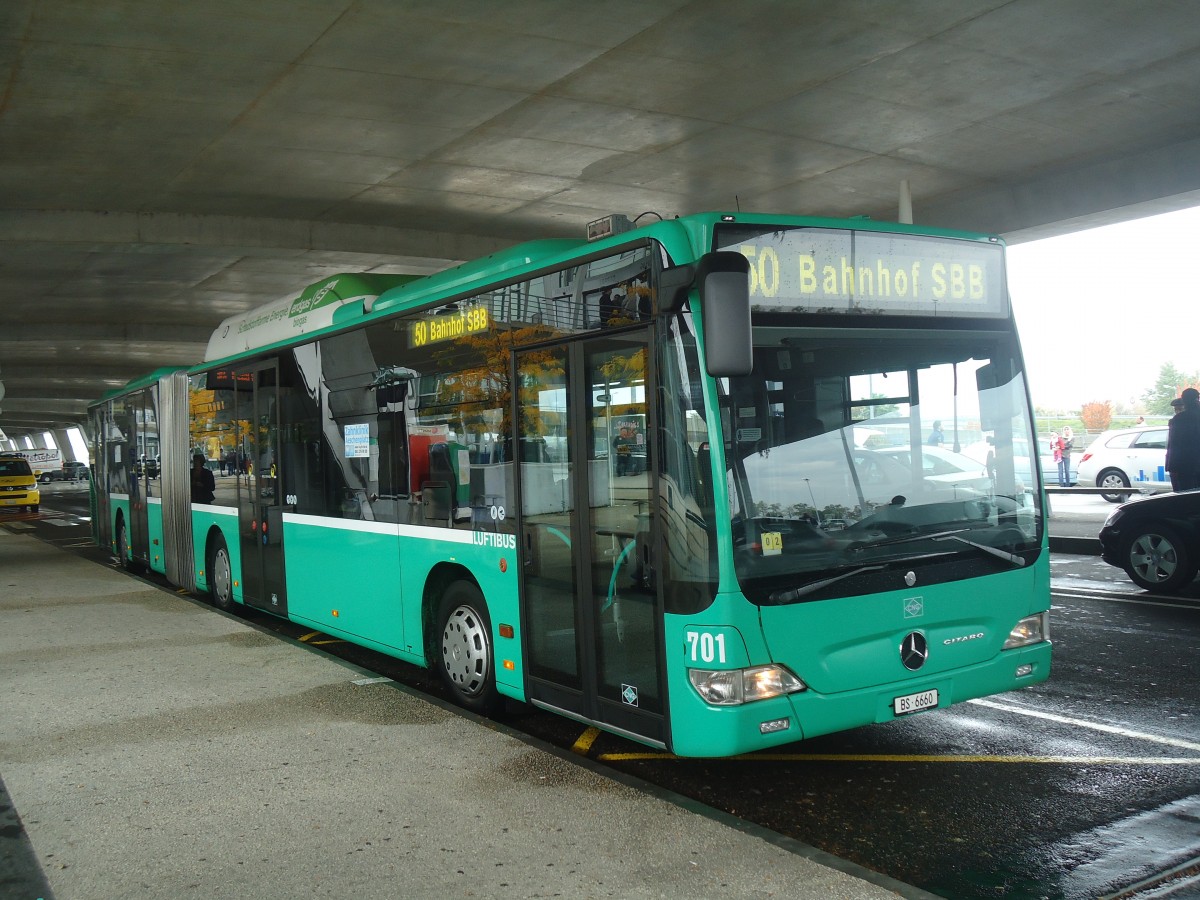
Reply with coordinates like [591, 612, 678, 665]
[7, 484, 1200, 899]
[0, 511, 919, 900]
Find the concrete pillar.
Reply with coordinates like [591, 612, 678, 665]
[52, 428, 76, 461]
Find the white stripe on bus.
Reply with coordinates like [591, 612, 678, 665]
[282, 511, 478, 545]
[191, 503, 237, 516]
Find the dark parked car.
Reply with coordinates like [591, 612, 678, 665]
[38, 461, 90, 483]
[63, 461, 89, 480]
[1099, 491, 1200, 592]
[134, 456, 160, 478]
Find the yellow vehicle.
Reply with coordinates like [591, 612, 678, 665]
[0, 453, 40, 512]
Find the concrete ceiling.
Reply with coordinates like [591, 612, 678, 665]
[4, 0, 1200, 440]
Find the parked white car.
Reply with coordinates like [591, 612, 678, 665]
[959, 438, 1078, 489]
[875, 445, 994, 492]
[1076, 426, 1170, 502]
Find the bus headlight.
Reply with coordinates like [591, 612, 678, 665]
[1003, 612, 1049, 649]
[688, 665, 806, 706]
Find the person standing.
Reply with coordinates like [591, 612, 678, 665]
[191, 453, 215, 504]
[1059, 426, 1074, 486]
[927, 420, 945, 446]
[1049, 430, 1066, 487]
[1166, 388, 1200, 491]
[612, 427, 628, 476]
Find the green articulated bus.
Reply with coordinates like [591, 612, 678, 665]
[88, 211, 1050, 758]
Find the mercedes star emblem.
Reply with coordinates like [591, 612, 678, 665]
[901, 631, 929, 671]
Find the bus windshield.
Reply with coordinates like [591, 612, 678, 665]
[721, 325, 1041, 603]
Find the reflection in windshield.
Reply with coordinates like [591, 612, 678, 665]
[722, 327, 1042, 602]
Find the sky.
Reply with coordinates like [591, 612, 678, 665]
[1006, 204, 1200, 413]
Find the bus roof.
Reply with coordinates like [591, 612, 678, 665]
[191, 211, 1004, 371]
[366, 238, 586, 318]
[203, 272, 422, 363]
[91, 366, 191, 406]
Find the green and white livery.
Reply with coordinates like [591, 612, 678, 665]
[90, 212, 1050, 757]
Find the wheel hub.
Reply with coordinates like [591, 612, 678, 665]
[441, 606, 488, 695]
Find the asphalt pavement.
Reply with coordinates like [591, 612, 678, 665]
[0, 519, 918, 900]
[1045, 489, 1114, 553]
[0, 482, 1151, 900]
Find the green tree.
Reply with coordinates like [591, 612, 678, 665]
[1141, 363, 1200, 415]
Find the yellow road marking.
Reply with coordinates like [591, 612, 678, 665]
[598, 751, 1200, 764]
[297, 631, 320, 643]
[572, 727, 602, 755]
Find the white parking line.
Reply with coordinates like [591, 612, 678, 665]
[969, 697, 1200, 753]
[1054, 585, 1200, 610]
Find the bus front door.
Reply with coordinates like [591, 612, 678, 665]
[111, 392, 146, 565]
[517, 331, 666, 748]
[235, 361, 288, 614]
[134, 385, 160, 566]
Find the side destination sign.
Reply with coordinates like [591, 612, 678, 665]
[408, 304, 490, 348]
[715, 226, 1007, 317]
[203, 273, 421, 363]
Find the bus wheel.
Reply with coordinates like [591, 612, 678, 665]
[116, 518, 146, 572]
[208, 534, 234, 611]
[1124, 523, 1196, 593]
[116, 518, 131, 569]
[436, 581, 502, 715]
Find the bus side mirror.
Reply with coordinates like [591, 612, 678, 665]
[697, 251, 752, 377]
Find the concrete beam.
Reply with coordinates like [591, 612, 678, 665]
[2, 398, 90, 414]
[0, 324, 216, 344]
[0, 211, 509, 265]
[916, 137, 1200, 243]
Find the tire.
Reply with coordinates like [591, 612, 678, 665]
[1098, 469, 1130, 503]
[28, 504, 39, 513]
[1124, 522, 1196, 593]
[115, 517, 131, 570]
[115, 518, 151, 573]
[436, 581, 502, 715]
[208, 534, 234, 611]
[39, 473, 50, 484]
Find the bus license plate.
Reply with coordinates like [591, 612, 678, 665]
[894, 688, 938, 716]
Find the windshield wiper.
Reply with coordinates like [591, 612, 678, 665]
[850, 527, 973, 551]
[851, 526, 1025, 568]
[769, 564, 887, 602]
[931, 532, 1025, 567]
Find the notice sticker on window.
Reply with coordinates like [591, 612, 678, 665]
[761, 532, 783, 556]
[344, 423, 370, 459]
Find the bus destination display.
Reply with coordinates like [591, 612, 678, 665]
[716, 226, 1007, 317]
[409, 304, 490, 348]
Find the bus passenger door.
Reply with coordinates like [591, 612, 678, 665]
[127, 388, 156, 566]
[236, 361, 288, 614]
[516, 331, 665, 747]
